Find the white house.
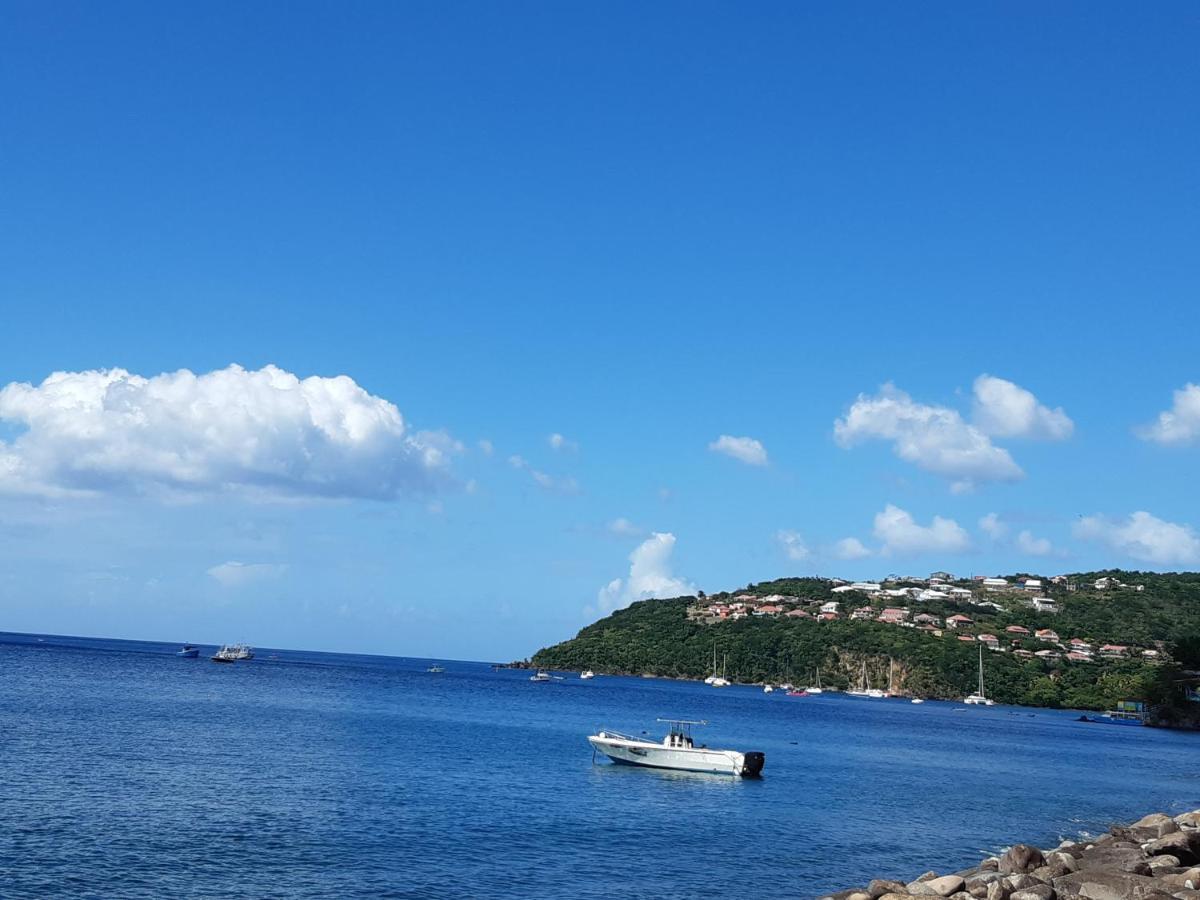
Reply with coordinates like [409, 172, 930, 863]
[982, 577, 1009, 590]
[1032, 597, 1058, 613]
[820, 601, 840, 615]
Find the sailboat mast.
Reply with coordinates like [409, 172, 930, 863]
[978, 645, 985, 697]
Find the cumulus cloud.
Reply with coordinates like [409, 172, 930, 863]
[207, 561, 287, 588]
[548, 433, 578, 452]
[971, 375, 1074, 440]
[1137, 384, 1200, 445]
[708, 434, 768, 467]
[978, 512, 1008, 540]
[834, 384, 1022, 490]
[508, 454, 579, 494]
[1074, 511, 1200, 565]
[594, 532, 696, 614]
[832, 537, 872, 560]
[1015, 530, 1055, 557]
[776, 530, 810, 562]
[0, 365, 458, 501]
[477, 439, 494, 456]
[872, 504, 970, 556]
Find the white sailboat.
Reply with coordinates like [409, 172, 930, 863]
[588, 719, 765, 777]
[709, 650, 730, 688]
[847, 661, 885, 698]
[805, 668, 823, 694]
[963, 645, 995, 706]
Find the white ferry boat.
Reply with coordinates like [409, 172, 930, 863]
[588, 719, 764, 777]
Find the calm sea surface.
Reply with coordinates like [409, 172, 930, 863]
[2, 632, 1198, 899]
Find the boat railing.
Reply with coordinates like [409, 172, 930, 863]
[599, 729, 642, 742]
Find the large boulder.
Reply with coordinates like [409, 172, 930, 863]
[1174, 811, 1200, 829]
[1134, 813, 1175, 830]
[1010, 887, 1054, 900]
[908, 876, 966, 897]
[868, 880, 909, 898]
[1051, 870, 1161, 900]
[1001, 846, 1047, 875]
[1047, 853, 1080, 873]
[986, 882, 1010, 900]
[1077, 848, 1152, 875]
[1146, 832, 1200, 865]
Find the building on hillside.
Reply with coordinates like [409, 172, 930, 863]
[914, 613, 941, 626]
[1067, 651, 1095, 662]
[1099, 644, 1129, 658]
[918, 589, 949, 602]
[1035, 629, 1060, 643]
[946, 614, 974, 629]
[1032, 597, 1058, 613]
[1006, 625, 1031, 635]
[957, 634, 977, 643]
[1022, 579, 1043, 592]
[820, 601, 840, 615]
[817, 611, 840, 621]
[878, 607, 910, 624]
[929, 571, 955, 583]
[1035, 649, 1062, 660]
[753, 604, 783, 616]
[850, 606, 874, 621]
[948, 587, 974, 600]
[978, 634, 1001, 650]
[1068, 638, 1093, 652]
[785, 608, 811, 619]
[1141, 648, 1161, 660]
[1094, 576, 1122, 590]
[848, 582, 882, 592]
[1013, 649, 1035, 659]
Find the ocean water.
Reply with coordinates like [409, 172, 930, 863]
[2, 633, 1198, 899]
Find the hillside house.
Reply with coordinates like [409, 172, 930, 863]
[978, 634, 1001, 650]
[1068, 639, 1094, 653]
[1032, 597, 1058, 613]
[1067, 651, 1094, 662]
[817, 612, 840, 621]
[914, 613, 941, 626]
[918, 589, 949, 602]
[820, 601, 840, 615]
[850, 606, 874, 621]
[1141, 649, 1161, 660]
[929, 571, 955, 582]
[946, 614, 974, 629]
[1099, 644, 1129, 659]
[957, 634, 977, 643]
[1022, 579, 1043, 592]
[1035, 629, 1060, 643]
[982, 577, 1009, 591]
[878, 608, 910, 624]
[1006, 625, 1031, 635]
[753, 604, 783, 616]
[1094, 577, 1121, 590]
[1035, 649, 1062, 660]
[1013, 649, 1035, 659]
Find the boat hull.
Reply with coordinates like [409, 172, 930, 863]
[177, 648, 199, 658]
[588, 734, 763, 777]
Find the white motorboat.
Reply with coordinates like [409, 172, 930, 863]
[211, 645, 240, 663]
[580, 670, 595, 680]
[963, 645, 995, 706]
[588, 719, 764, 777]
[530, 668, 562, 682]
[911, 698, 925, 704]
[762, 684, 774, 693]
[232, 644, 254, 660]
[426, 664, 445, 674]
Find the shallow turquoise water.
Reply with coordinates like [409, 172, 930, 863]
[2, 632, 1197, 898]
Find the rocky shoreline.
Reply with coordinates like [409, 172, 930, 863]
[820, 810, 1200, 900]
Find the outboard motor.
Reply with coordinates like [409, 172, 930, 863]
[740, 751, 765, 777]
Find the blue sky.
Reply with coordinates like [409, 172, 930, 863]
[1, 2, 1198, 659]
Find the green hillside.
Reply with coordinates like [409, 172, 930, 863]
[531, 570, 1200, 717]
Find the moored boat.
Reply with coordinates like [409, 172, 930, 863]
[786, 689, 808, 697]
[426, 664, 445, 674]
[176, 645, 199, 658]
[963, 645, 995, 706]
[588, 719, 764, 777]
[580, 670, 595, 680]
[211, 645, 239, 663]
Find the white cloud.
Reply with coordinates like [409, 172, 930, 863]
[971, 375, 1074, 440]
[776, 529, 810, 562]
[0, 365, 458, 501]
[1074, 511, 1200, 566]
[207, 561, 287, 588]
[834, 384, 1022, 489]
[832, 537, 872, 560]
[594, 532, 696, 614]
[608, 517, 643, 537]
[1015, 530, 1054, 557]
[1137, 383, 1200, 445]
[508, 454, 579, 494]
[477, 439, 494, 456]
[548, 432, 578, 452]
[978, 512, 1008, 540]
[872, 504, 970, 556]
[708, 434, 768, 467]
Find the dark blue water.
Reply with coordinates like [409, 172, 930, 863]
[2, 632, 1198, 899]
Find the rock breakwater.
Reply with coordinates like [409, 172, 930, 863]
[821, 810, 1200, 900]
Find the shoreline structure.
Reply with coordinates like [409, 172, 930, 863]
[820, 809, 1200, 900]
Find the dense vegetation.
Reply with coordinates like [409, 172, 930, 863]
[531, 570, 1200, 717]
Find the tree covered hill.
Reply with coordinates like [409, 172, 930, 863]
[531, 570, 1200, 714]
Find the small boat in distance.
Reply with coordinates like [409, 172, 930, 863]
[806, 668, 824, 694]
[847, 661, 885, 698]
[530, 668, 563, 682]
[176, 645, 199, 659]
[426, 664, 445, 674]
[704, 643, 729, 687]
[588, 719, 765, 777]
[786, 689, 808, 697]
[211, 645, 239, 663]
[762, 684, 774, 693]
[580, 670, 595, 680]
[911, 698, 925, 704]
[963, 645, 995, 706]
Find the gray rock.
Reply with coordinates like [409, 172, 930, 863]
[878, 894, 914, 900]
[986, 882, 1010, 900]
[1001, 846, 1048, 876]
[1150, 855, 1183, 871]
[1134, 813, 1175, 830]
[1160, 821, 1182, 838]
[1031, 864, 1071, 882]
[1048, 853, 1079, 873]
[869, 880, 909, 898]
[1010, 887, 1054, 900]
[967, 874, 1005, 888]
[916, 872, 941, 883]
[1051, 870, 1160, 900]
[1174, 812, 1200, 829]
[907, 876, 966, 897]
[1077, 848, 1152, 876]
[1172, 891, 1200, 900]
[1005, 876, 1042, 891]
[847, 893, 872, 900]
[980, 859, 1001, 872]
[1147, 832, 1200, 865]
[967, 884, 989, 899]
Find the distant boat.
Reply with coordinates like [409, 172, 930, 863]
[911, 698, 925, 704]
[786, 689, 808, 698]
[1079, 700, 1145, 726]
[847, 661, 884, 698]
[580, 670, 595, 680]
[805, 668, 824, 694]
[588, 718, 765, 777]
[763, 684, 774, 693]
[963, 645, 995, 706]
[211, 645, 239, 663]
[530, 668, 563, 682]
[426, 664, 445, 674]
[176, 645, 199, 659]
[704, 642, 729, 687]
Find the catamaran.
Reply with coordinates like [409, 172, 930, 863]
[704, 643, 729, 687]
[847, 661, 885, 698]
[588, 719, 764, 777]
[963, 645, 995, 706]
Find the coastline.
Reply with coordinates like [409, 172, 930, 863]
[821, 809, 1200, 900]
